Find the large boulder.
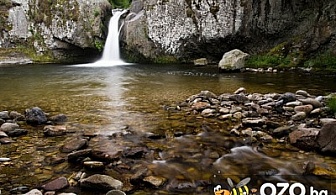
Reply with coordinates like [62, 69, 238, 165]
[289, 126, 320, 150]
[25, 107, 47, 125]
[218, 49, 249, 71]
[316, 121, 336, 154]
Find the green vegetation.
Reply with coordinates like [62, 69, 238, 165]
[304, 51, 336, 70]
[327, 95, 336, 115]
[94, 40, 104, 52]
[246, 55, 291, 69]
[108, 0, 131, 8]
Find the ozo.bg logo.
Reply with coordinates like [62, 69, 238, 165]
[259, 182, 329, 195]
[214, 178, 330, 195]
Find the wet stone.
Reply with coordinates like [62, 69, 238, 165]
[43, 125, 67, 137]
[294, 105, 313, 114]
[106, 190, 126, 195]
[201, 108, 216, 117]
[229, 94, 249, 104]
[67, 149, 92, 162]
[61, 137, 88, 153]
[49, 114, 68, 125]
[41, 177, 69, 191]
[143, 175, 167, 187]
[299, 98, 323, 108]
[0, 137, 15, 144]
[272, 125, 294, 137]
[25, 107, 48, 125]
[80, 174, 123, 191]
[0, 131, 8, 137]
[6, 128, 28, 137]
[291, 112, 307, 121]
[83, 161, 105, 170]
[191, 101, 210, 111]
[10, 186, 30, 194]
[296, 90, 310, 97]
[23, 189, 43, 195]
[9, 111, 25, 121]
[0, 122, 19, 133]
[0, 111, 9, 119]
[123, 147, 147, 159]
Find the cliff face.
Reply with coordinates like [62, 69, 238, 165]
[0, 0, 111, 63]
[122, 0, 336, 63]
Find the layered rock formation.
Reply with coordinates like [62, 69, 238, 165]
[122, 0, 336, 63]
[0, 0, 111, 63]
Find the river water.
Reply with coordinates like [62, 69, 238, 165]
[0, 63, 335, 194]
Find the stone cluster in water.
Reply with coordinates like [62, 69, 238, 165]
[180, 88, 336, 153]
[1, 88, 336, 194]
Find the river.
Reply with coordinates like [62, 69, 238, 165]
[0, 63, 335, 194]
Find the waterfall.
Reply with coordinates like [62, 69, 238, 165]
[95, 10, 128, 66]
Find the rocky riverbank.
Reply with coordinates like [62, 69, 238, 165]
[0, 88, 336, 194]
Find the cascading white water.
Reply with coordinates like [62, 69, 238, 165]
[73, 10, 130, 67]
[90, 9, 128, 66]
[101, 10, 125, 62]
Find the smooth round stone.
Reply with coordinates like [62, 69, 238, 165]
[106, 190, 126, 195]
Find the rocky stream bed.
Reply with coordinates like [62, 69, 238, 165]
[1, 88, 336, 195]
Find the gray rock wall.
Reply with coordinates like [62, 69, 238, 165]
[122, 0, 336, 63]
[0, 0, 111, 62]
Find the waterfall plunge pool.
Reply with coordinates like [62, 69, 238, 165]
[0, 63, 335, 194]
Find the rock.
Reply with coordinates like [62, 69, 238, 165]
[218, 49, 249, 71]
[80, 174, 123, 191]
[6, 128, 28, 137]
[49, 114, 68, 125]
[61, 137, 88, 153]
[23, 189, 43, 195]
[106, 190, 126, 195]
[299, 98, 323, 108]
[193, 58, 208, 66]
[123, 147, 147, 159]
[272, 125, 294, 137]
[242, 118, 266, 127]
[83, 161, 105, 170]
[9, 111, 25, 121]
[0, 137, 15, 144]
[229, 94, 249, 104]
[41, 177, 69, 191]
[201, 109, 216, 117]
[294, 105, 313, 114]
[218, 114, 232, 120]
[0, 122, 19, 133]
[67, 149, 92, 162]
[320, 118, 336, 125]
[143, 175, 167, 187]
[234, 87, 246, 94]
[0, 157, 11, 162]
[219, 107, 230, 114]
[289, 126, 320, 150]
[296, 90, 310, 97]
[291, 112, 307, 121]
[278, 92, 297, 103]
[25, 107, 47, 125]
[0, 111, 10, 119]
[0, 118, 4, 126]
[316, 121, 336, 154]
[43, 125, 67, 137]
[285, 101, 302, 107]
[0, 131, 8, 137]
[166, 180, 197, 192]
[191, 102, 210, 111]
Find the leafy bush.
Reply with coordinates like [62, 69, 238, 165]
[108, 0, 131, 8]
[304, 51, 336, 70]
[327, 95, 336, 115]
[245, 55, 290, 68]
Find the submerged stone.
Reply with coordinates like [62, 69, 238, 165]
[80, 174, 123, 191]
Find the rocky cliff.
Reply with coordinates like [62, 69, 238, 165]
[0, 0, 111, 63]
[122, 0, 336, 64]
